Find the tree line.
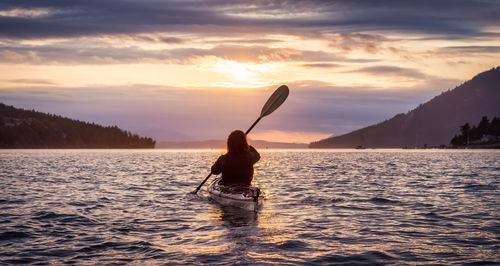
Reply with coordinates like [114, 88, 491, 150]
[450, 116, 500, 146]
[0, 103, 155, 148]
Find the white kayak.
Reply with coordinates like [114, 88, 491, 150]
[208, 178, 264, 211]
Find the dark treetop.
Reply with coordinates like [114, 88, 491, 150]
[450, 116, 500, 148]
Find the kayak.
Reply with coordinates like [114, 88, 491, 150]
[208, 177, 264, 211]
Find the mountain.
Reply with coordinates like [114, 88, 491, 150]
[310, 67, 500, 148]
[0, 103, 155, 148]
[156, 139, 308, 149]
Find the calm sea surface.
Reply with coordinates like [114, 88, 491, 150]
[1, 149, 499, 265]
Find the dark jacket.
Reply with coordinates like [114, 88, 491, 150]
[211, 145, 260, 186]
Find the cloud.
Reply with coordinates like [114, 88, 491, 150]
[6, 78, 56, 85]
[159, 37, 184, 44]
[0, 0, 498, 40]
[349, 66, 428, 80]
[300, 63, 341, 69]
[341, 65, 461, 90]
[439, 46, 500, 54]
[326, 32, 391, 53]
[0, 44, 173, 64]
[0, 43, 364, 65]
[206, 38, 283, 45]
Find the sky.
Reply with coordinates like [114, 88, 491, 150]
[1, 0, 499, 143]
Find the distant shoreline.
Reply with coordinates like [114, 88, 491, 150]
[156, 139, 308, 149]
[2, 147, 499, 151]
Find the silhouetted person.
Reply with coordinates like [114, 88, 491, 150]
[211, 130, 260, 186]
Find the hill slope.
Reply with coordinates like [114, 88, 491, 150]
[0, 103, 156, 148]
[310, 67, 500, 148]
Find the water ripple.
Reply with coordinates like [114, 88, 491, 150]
[0, 149, 499, 264]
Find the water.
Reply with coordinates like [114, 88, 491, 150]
[1, 149, 499, 265]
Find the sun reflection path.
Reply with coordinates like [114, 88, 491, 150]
[197, 201, 299, 263]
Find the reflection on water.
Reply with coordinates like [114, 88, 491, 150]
[0, 149, 499, 264]
[215, 205, 259, 228]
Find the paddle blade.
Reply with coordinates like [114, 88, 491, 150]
[260, 85, 289, 117]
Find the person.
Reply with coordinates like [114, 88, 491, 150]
[211, 130, 260, 187]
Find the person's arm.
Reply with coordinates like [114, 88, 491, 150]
[211, 155, 224, 175]
[249, 145, 260, 163]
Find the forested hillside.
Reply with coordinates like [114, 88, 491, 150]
[310, 67, 500, 148]
[0, 103, 155, 148]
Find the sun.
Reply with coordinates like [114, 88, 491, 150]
[212, 60, 253, 81]
[195, 57, 280, 88]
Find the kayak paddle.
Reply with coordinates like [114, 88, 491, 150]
[193, 85, 289, 194]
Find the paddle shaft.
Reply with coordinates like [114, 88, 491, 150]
[193, 116, 262, 193]
[245, 116, 262, 135]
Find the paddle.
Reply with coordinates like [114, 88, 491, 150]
[193, 85, 289, 194]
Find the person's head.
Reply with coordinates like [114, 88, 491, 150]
[227, 130, 249, 154]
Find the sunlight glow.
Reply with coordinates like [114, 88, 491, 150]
[196, 57, 282, 88]
[251, 130, 332, 144]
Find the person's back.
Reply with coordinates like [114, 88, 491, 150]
[211, 130, 260, 186]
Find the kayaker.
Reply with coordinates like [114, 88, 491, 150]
[211, 130, 260, 187]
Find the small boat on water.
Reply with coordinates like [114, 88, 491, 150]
[208, 178, 264, 211]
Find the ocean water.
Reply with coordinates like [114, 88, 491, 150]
[1, 149, 499, 265]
